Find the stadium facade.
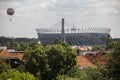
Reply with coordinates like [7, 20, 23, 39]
[36, 18, 111, 46]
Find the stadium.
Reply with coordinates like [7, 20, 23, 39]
[36, 18, 111, 46]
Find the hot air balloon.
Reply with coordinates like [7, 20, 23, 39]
[7, 8, 15, 21]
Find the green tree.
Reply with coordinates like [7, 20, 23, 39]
[105, 42, 120, 80]
[25, 43, 49, 80]
[84, 66, 108, 80]
[106, 35, 114, 50]
[92, 45, 105, 51]
[46, 43, 76, 79]
[56, 74, 80, 80]
[0, 69, 36, 80]
[0, 59, 9, 74]
[25, 43, 77, 80]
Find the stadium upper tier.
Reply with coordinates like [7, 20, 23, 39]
[36, 27, 111, 46]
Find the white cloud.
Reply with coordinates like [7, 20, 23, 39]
[1, 0, 119, 17]
[42, 0, 120, 16]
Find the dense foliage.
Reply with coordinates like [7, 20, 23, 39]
[0, 69, 35, 80]
[0, 37, 37, 44]
[0, 36, 37, 50]
[25, 43, 77, 80]
[1, 37, 120, 80]
[0, 59, 9, 74]
[92, 45, 106, 51]
[105, 42, 120, 80]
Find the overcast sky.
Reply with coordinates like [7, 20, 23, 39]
[0, 0, 120, 38]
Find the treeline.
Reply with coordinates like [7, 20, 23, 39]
[0, 36, 38, 44]
[0, 36, 38, 50]
[113, 38, 120, 42]
[0, 36, 120, 80]
[0, 36, 120, 44]
[0, 42, 120, 80]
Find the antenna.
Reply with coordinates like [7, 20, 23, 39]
[71, 19, 76, 31]
[73, 19, 75, 28]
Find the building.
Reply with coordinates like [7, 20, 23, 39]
[77, 51, 107, 69]
[0, 47, 24, 68]
[36, 18, 111, 46]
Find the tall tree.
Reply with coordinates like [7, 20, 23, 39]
[25, 43, 50, 80]
[46, 43, 76, 79]
[105, 42, 120, 80]
[25, 43, 77, 80]
[106, 35, 114, 50]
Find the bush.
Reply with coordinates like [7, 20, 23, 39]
[0, 69, 36, 80]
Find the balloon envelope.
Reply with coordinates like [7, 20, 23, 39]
[7, 8, 15, 15]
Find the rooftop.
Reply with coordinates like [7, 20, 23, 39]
[77, 51, 107, 68]
[0, 49, 24, 60]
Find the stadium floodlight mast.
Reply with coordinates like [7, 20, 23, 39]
[61, 18, 66, 43]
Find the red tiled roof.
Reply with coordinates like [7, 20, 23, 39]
[77, 52, 107, 67]
[0, 49, 24, 60]
[84, 52, 106, 65]
[84, 53, 95, 62]
[77, 55, 94, 67]
[94, 52, 106, 64]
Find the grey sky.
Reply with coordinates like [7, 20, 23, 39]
[0, 0, 120, 38]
